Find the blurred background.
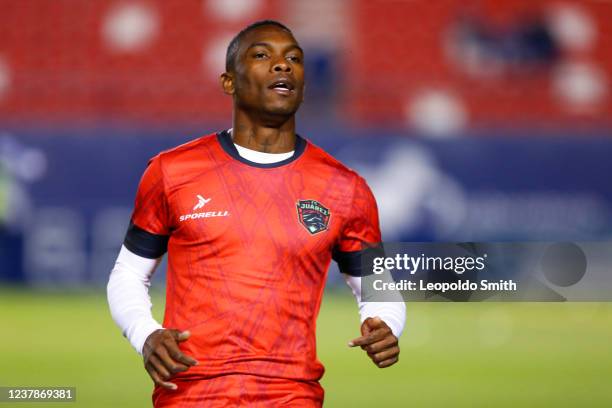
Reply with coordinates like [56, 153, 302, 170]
[1, 1, 611, 407]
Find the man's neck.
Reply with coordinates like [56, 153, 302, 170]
[231, 112, 296, 154]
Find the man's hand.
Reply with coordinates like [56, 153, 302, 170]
[143, 329, 199, 390]
[348, 317, 400, 368]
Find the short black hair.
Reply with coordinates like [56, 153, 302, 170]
[225, 20, 293, 72]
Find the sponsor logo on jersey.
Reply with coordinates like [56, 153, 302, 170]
[296, 199, 330, 234]
[193, 194, 211, 210]
[180, 196, 229, 222]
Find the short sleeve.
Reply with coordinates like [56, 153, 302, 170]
[123, 156, 170, 259]
[332, 176, 382, 276]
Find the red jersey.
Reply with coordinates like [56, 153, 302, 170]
[125, 130, 381, 384]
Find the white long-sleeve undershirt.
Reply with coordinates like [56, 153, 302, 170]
[107, 245, 163, 355]
[342, 275, 406, 338]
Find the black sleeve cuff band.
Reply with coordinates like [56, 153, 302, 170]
[123, 221, 169, 259]
[333, 249, 366, 277]
[333, 244, 385, 277]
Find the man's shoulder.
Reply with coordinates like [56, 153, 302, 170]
[145, 132, 223, 185]
[304, 139, 364, 183]
[156, 132, 219, 163]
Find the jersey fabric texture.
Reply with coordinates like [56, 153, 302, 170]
[124, 130, 381, 404]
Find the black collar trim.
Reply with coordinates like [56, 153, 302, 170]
[216, 129, 307, 168]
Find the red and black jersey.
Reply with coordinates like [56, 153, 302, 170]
[124, 130, 381, 382]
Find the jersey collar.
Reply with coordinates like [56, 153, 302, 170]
[216, 129, 307, 168]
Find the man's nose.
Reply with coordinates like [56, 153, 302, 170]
[272, 59, 291, 73]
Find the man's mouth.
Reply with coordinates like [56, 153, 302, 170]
[268, 79, 295, 96]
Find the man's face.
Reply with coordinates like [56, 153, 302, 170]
[227, 25, 305, 118]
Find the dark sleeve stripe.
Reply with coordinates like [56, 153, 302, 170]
[333, 244, 385, 277]
[123, 221, 169, 259]
[333, 249, 367, 277]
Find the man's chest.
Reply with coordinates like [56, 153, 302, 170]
[166, 169, 348, 254]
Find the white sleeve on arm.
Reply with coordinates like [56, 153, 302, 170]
[343, 274, 406, 338]
[107, 245, 164, 355]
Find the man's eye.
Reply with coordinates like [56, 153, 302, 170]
[254, 52, 267, 59]
[288, 55, 301, 63]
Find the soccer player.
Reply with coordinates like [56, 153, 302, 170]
[107, 20, 405, 407]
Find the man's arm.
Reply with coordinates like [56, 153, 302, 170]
[107, 245, 198, 390]
[332, 175, 405, 368]
[107, 245, 163, 354]
[343, 274, 405, 368]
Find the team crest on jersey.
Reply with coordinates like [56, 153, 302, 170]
[296, 200, 330, 234]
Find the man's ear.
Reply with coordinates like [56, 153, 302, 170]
[220, 72, 235, 95]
